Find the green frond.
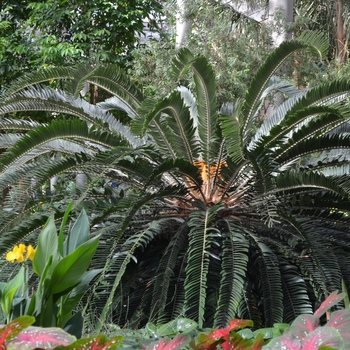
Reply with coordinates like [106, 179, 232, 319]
[191, 56, 220, 164]
[4, 66, 74, 96]
[65, 64, 97, 97]
[0, 119, 126, 173]
[184, 202, 223, 328]
[214, 219, 249, 328]
[170, 48, 195, 81]
[0, 118, 43, 132]
[0, 209, 64, 255]
[241, 32, 328, 145]
[219, 108, 244, 164]
[145, 158, 203, 191]
[84, 65, 145, 118]
[276, 133, 350, 167]
[94, 185, 188, 331]
[132, 91, 200, 162]
[98, 96, 137, 120]
[296, 31, 329, 59]
[150, 223, 188, 320]
[287, 80, 350, 117]
[280, 263, 313, 323]
[133, 97, 180, 159]
[274, 170, 350, 199]
[171, 48, 220, 173]
[253, 105, 348, 157]
[249, 94, 304, 151]
[102, 220, 168, 323]
[238, 278, 263, 329]
[248, 232, 283, 326]
[280, 213, 342, 296]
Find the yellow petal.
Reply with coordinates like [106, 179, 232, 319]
[17, 254, 24, 263]
[6, 251, 16, 263]
[12, 245, 25, 263]
[26, 245, 36, 261]
[18, 244, 26, 254]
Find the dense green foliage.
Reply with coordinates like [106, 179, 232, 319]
[130, 0, 350, 102]
[2, 32, 350, 331]
[0, 0, 162, 86]
[1, 292, 350, 349]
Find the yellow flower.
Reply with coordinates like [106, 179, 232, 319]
[6, 245, 24, 263]
[26, 245, 36, 261]
[18, 244, 26, 255]
[5, 251, 18, 263]
[5, 244, 36, 263]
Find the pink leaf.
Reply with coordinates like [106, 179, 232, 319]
[7, 326, 76, 349]
[314, 291, 346, 317]
[226, 319, 253, 332]
[302, 327, 343, 350]
[263, 334, 302, 350]
[326, 309, 350, 348]
[290, 315, 319, 338]
[146, 335, 188, 350]
[0, 316, 34, 345]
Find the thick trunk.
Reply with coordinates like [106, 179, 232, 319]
[176, 0, 192, 47]
[268, 0, 293, 47]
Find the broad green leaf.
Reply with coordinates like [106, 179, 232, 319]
[64, 209, 90, 256]
[36, 294, 55, 327]
[1, 267, 24, 317]
[59, 269, 103, 318]
[33, 214, 58, 277]
[34, 255, 54, 316]
[156, 318, 198, 337]
[59, 201, 74, 256]
[50, 236, 99, 295]
[53, 335, 124, 349]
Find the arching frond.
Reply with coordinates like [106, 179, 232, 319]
[241, 32, 328, 146]
[214, 220, 249, 327]
[184, 202, 223, 328]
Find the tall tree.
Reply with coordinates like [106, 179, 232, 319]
[0, 0, 163, 86]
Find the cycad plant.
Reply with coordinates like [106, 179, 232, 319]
[1, 32, 350, 330]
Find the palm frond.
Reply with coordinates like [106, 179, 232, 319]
[241, 32, 328, 146]
[280, 262, 313, 323]
[248, 231, 283, 326]
[274, 170, 350, 199]
[150, 222, 188, 320]
[4, 66, 74, 96]
[93, 185, 188, 331]
[214, 219, 249, 327]
[184, 202, 223, 328]
[84, 65, 145, 117]
[276, 133, 350, 167]
[171, 48, 220, 181]
[132, 91, 200, 162]
[219, 105, 244, 164]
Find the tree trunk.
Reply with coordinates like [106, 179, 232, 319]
[268, 0, 293, 47]
[335, 0, 346, 65]
[176, 0, 192, 47]
[266, 0, 294, 116]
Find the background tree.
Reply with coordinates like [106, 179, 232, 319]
[131, 0, 350, 102]
[0, 0, 163, 87]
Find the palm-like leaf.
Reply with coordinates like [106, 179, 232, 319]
[1, 33, 350, 331]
